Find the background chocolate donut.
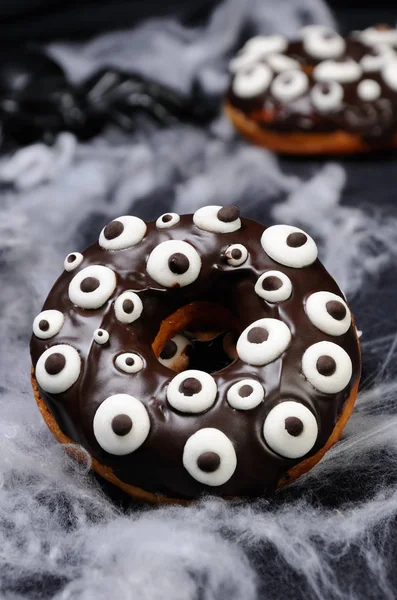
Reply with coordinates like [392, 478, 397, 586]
[227, 26, 397, 146]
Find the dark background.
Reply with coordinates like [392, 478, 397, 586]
[0, 0, 394, 42]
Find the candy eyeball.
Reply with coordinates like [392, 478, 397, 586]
[156, 213, 180, 229]
[68, 265, 117, 309]
[359, 26, 397, 47]
[302, 341, 353, 394]
[357, 79, 381, 101]
[93, 329, 109, 345]
[114, 291, 143, 324]
[193, 205, 241, 234]
[232, 63, 272, 98]
[300, 25, 345, 60]
[227, 379, 265, 410]
[35, 344, 81, 394]
[224, 244, 248, 266]
[99, 216, 147, 250]
[115, 353, 144, 374]
[263, 401, 318, 459]
[305, 291, 351, 336]
[33, 310, 65, 339]
[183, 428, 237, 486]
[314, 59, 362, 83]
[167, 370, 217, 413]
[229, 35, 287, 72]
[382, 61, 397, 92]
[311, 81, 344, 112]
[64, 252, 83, 272]
[266, 53, 300, 73]
[236, 318, 291, 366]
[271, 70, 309, 102]
[261, 224, 318, 268]
[255, 271, 292, 303]
[158, 334, 191, 373]
[93, 394, 150, 455]
[243, 34, 287, 56]
[360, 45, 397, 72]
[147, 240, 201, 288]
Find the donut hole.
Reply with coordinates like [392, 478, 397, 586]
[152, 301, 238, 375]
[182, 330, 237, 374]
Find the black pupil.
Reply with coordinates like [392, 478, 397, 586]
[231, 248, 242, 260]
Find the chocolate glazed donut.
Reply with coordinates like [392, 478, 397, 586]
[226, 25, 397, 154]
[30, 207, 361, 502]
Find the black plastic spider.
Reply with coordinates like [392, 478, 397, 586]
[0, 47, 214, 152]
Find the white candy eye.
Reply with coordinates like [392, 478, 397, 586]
[382, 61, 397, 91]
[158, 335, 191, 370]
[33, 310, 65, 339]
[35, 344, 81, 394]
[94, 329, 109, 344]
[64, 252, 83, 272]
[360, 45, 396, 72]
[93, 394, 150, 455]
[314, 59, 362, 83]
[302, 341, 352, 394]
[115, 353, 144, 374]
[147, 240, 201, 288]
[224, 244, 248, 266]
[301, 25, 345, 60]
[271, 70, 309, 102]
[311, 81, 344, 112]
[232, 63, 272, 98]
[229, 35, 287, 72]
[357, 79, 381, 101]
[229, 52, 257, 73]
[166, 370, 217, 414]
[266, 53, 300, 72]
[227, 379, 264, 410]
[183, 428, 237, 486]
[193, 205, 241, 234]
[236, 318, 291, 366]
[255, 271, 292, 303]
[359, 27, 397, 47]
[114, 291, 143, 324]
[305, 291, 351, 336]
[243, 34, 287, 56]
[261, 225, 318, 268]
[156, 213, 180, 229]
[263, 401, 318, 459]
[99, 216, 147, 250]
[68, 265, 116, 309]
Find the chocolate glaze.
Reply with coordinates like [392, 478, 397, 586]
[30, 213, 361, 499]
[227, 31, 397, 141]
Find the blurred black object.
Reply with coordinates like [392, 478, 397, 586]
[0, 47, 213, 152]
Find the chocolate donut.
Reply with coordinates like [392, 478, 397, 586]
[225, 25, 397, 154]
[30, 207, 361, 502]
